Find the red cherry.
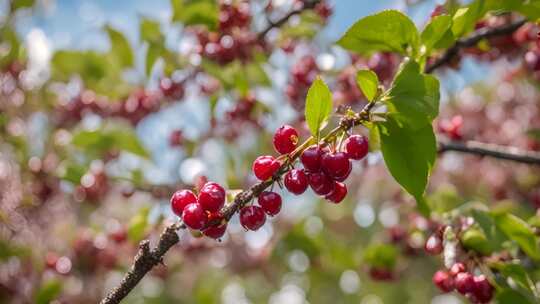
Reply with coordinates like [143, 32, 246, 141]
[433, 270, 454, 293]
[472, 275, 493, 303]
[325, 182, 347, 203]
[333, 161, 352, 182]
[369, 267, 394, 281]
[203, 223, 227, 239]
[449, 263, 467, 277]
[182, 203, 208, 230]
[321, 151, 351, 180]
[169, 130, 183, 147]
[455, 272, 475, 295]
[308, 172, 334, 195]
[273, 125, 299, 154]
[159, 78, 184, 99]
[424, 234, 443, 255]
[344, 135, 369, 160]
[300, 145, 322, 172]
[284, 169, 308, 195]
[239, 205, 266, 231]
[252, 155, 281, 181]
[171, 190, 197, 216]
[258, 191, 282, 216]
[198, 182, 226, 212]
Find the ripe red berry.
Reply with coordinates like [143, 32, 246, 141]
[333, 161, 352, 182]
[449, 262, 467, 277]
[455, 272, 475, 295]
[239, 205, 266, 231]
[258, 191, 282, 216]
[472, 275, 494, 303]
[325, 182, 347, 203]
[169, 130, 183, 147]
[425, 234, 443, 255]
[182, 203, 208, 230]
[203, 223, 227, 239]
[308, 171, 334, 195]
[284, 169, 308, 195]
[273, 125, 299, 154]
[344, 135, 369, 160]
[252, 155, 281, 181]
[433, 270, 454, 293]
[171, 190, 197, 216]
[321, 152, 351, 180]
[369, 267, 394, 281]
[300, 145, 322, 172]
[198, 182, 226, 212]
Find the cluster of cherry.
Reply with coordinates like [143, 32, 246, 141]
[433, 263, 494, 304]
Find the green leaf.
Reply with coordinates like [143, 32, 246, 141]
[140, 18, 163, 44]
[145, 43, 162, 76]
[493, 213, 540, 261]
[385, 60, 440, 130]
[461, 228, 492, 255]
[71, 125, 149, 159]
[10, 0, 34, 12]
[452, 0, 484, 37]
[471, 209, 507, 251]
[421, 15, 453, 52]
[105, 25, 134, 68]
[337, 10, 420, 56]
[356, 70, 379, 102]
[496, 289, 534, 304]
[526, 129, 540, 141]
[171, 0, 218, 30]
[363, 243, 398, 270]
[305, 77, 333, 137]
[0, 27, 22, 69]
[377, 117, 435, 216]
[492, 262, 535, 293]
[128, 208, 150, 242]
[35, 280, 62, 304]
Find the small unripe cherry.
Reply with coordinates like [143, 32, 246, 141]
[171, 190, 197, 216]
[203, 223, 227, 239]
[273, 125, 299, 154]
[432, 270, 454, 293]
[239, 205, 266, 231]
[284, 169, 308, 195]
[198, 182, 226, 212]
[325, 182, 347, 203]
[455, 272, 475, 295]
[182, 203, 208, 230]
[321, 151, 351, 180]
[425, 234, 443, 255]
[300, 145, 322, 172]
[252, 155, 281, 181]
[258, 191, 282, 216]
[344, 135, 369, 160]
[308, 172, 334, 195]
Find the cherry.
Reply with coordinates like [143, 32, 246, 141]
[203, 223, 227, 239]
[455, 272, 475, 295]
[308, 171, 334, 195]
[424, 234, 443, 255]
[321, 151, 351, 180]
[433, 270, 454, 293]
[273, 125, 299, 154]
[258, 191, 282, 216]
[325, 182, 347, 203]
[472, 275, 494, 303]
[239, 205, 266, 231]
[301, 145, 322, 172]
[171, 190, 198, 216]
[344, 135, 369, 160]
[333, 162, 352, 182]
[159, 78, 184, 99]
[252, 155, 281, 181]
[449, 262, 467, 277]
[284, 169, 308, 195]
[198, 182, 226, 212]
[169, 130, 183, 147]
[182, 203, 208, 230]
[369, 267, 394, 281]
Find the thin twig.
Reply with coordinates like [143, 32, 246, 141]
[438, 139, 540, 165]
[425, 18, 527, 73]
[257, 0, 321, 40]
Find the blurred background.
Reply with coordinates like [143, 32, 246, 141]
[1, 0, 540, 303]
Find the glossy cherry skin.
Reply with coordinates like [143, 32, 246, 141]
[449, 263, 467, 277]
[344, 135, 369, 160]
[252, 155, 281, 181]
[424, 234, 443, 255]
[273, 125, 299, 154]
[325, 182, 347, 203]
[258, 191, 282, 216]
[308, 172, 334, 195]
[239, 205, 266, 231]
[198, 182, 226, 212]
[455, 272, 475, 295]
[300, 145, 322, 172]
[203, 223, 227, 239]
[433, 270, 454, 293]
[284, 169, 308, 195]
[472, 275, 494, 303]
[182, 203, 208, 230]
[171, 190, 197, 216]
[321, 152, 351, 180]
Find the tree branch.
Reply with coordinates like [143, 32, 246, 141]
[438, 139, 540, 165]
[257, 0, 321, 40]
[425, 18, 527, 73]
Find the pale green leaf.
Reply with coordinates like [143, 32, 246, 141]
[356, 70, 379, 102]
[305, 77, 333, 137]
